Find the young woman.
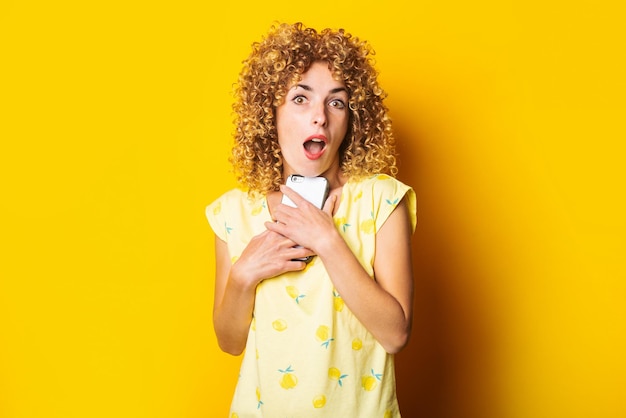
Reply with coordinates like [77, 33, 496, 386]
[206, 22, 417, 417]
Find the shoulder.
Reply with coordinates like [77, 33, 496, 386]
[206, 188, 246, 216]
[352, 174, 413, 200]
[205, 188, 264, 237]
[350, 174, 417, 232]
[207, 187, 268, 210]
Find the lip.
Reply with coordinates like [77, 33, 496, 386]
[303, 134, 328, 160]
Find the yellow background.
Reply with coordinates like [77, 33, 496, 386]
[1, 1, 624, 417]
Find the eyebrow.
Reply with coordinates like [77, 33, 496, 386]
[295, 84, 348, 95]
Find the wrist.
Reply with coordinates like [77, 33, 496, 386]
[315, 227, 345, 259]
[229, 262, 261, 293]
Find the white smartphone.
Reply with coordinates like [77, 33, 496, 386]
[281, 174, 330, 209]
[281, 174, 329, 262]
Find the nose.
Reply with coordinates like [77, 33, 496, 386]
[312, 102, 327, 126]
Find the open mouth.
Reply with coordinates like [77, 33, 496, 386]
[303, 138, 327, 155]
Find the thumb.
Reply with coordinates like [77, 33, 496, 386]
[322, 193, 337, 216]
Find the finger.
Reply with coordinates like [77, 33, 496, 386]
[285, 259, 308, 271]
[269, 203, 301, 228]
[264, 221, 295, 242]
[280, 184, 308, 208]
[287, 245, 315, 260]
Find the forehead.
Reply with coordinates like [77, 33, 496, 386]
[290, 61, 346, 90]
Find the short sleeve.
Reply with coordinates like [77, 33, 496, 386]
[205, 194, 228, 242]
[371, 175, 417, 234]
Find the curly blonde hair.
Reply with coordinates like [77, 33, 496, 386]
[231, 22, 398, 194]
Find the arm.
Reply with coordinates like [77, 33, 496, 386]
[212, 235, 255, 356]
[266, 186, 415, 354]
[322, 198, 414, 353]
[212, 229, 315, 355]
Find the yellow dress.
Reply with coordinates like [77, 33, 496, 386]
[206, 174, 417, 418]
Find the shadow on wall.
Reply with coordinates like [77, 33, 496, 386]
[394, 122, 500, 418]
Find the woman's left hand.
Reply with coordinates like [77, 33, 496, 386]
[264, 185, 338, 254]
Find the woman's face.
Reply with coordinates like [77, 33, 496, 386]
[276, 61, 349, 182]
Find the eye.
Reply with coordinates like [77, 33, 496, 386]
[292, 95, 307, 105]
[328, 99, 346, 109]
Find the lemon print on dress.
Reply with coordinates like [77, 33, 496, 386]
[230, 413, 238, 418]
[352, 338, 363, 350]
[256, 387, 263, 409]
[332, 290, 344, 312]
[361, 369, 383, 391]
[286, 285, 305, 304]
[251, 203, 265, 216]
[315, 325, 334, 348]
[335, 216, 351, 233]
[278, 365, 298, 389]
[360, 211, 376, 234]
[213, 201, 222, 215]
[312, 394, 326, 408]
[272, 319, 287, 332]
[353, 190, 363, 202]
[328, 367, 348, 386]
[384, 410, 393, 418]
[377, 174, 392, 181]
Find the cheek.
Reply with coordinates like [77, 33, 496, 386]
[276, 114, 289, 145]
[334, 113, 349, 137]
[276, 112, 303, 143]
[276, 122, 291, 147]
